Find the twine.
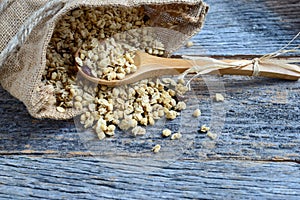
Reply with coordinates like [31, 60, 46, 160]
[251, 58, 260, 76]
[0, 0, 65, 68]
[181, 32, 300, 89]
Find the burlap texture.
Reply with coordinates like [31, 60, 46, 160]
[0, 0, 208, 119]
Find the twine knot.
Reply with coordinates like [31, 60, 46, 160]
[252, 58, 260, 76]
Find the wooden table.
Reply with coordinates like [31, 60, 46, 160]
[1, 0, 299, 199]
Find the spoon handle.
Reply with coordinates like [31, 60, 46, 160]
[145, 55, 300, 81]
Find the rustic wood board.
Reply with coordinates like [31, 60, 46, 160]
[0, 76, 299, 162]
[177, 0, 300, 56]
[0, 0, 299, 199]
[0, 157, 299, 199]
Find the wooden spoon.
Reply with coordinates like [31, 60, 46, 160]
[75, 50, 300, 86]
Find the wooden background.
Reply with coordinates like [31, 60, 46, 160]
[1, 0, 300, 199]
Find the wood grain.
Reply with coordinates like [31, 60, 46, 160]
[0, 157, 299, 199]
[0, 77, 299, 162]
[177, 0, 300, 56]
[0, 0, 300, 199]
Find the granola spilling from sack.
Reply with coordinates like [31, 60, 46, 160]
[0, 0, 208, 123]
[42, 5, 203, 140]
[75, 77, 188, 139]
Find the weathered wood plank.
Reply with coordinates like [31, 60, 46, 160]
[177, 0, 300, 56]
[0, 76, 299, 162]
[0, 156, 299, 199]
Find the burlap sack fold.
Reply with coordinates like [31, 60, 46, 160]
[0, 0, 208, 120]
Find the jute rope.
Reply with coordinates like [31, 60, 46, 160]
[181, 32, 300, 88]
[0, 0, 65, 68]
[251, 58, 260, 76]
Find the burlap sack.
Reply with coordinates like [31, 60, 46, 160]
[0, 0, 208, 119]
